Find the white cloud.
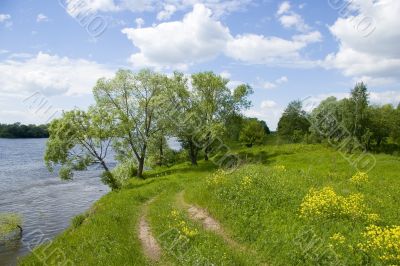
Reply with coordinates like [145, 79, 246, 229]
[225, 31, 320, 66]
[276, 76, 288, 84]
[254, 76, 289, 90]
[122, 4, 321, 69]
[0, 52, 114, 97]
[219, 70, 231, 79]
[276, 1, 310, 32]
[61, 0, 251, 18]
[135, 18, 145, 28]
[122, 4, 231, 70]
[277, 1, 291, 15]
[0, 13, 11, 22]
[36, 13, 49, 22]
[325, 0, 400, 85]
[0, 13, 12, 28]
[261, 100, 277, 109]
[157, 4, 177, 21]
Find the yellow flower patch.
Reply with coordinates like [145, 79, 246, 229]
[206, 169, 228, 186]
[350, 172, 369, 185]
[358, 225, 400, 264]
[299, 187, 372, 220]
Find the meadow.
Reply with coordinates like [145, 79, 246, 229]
[20, 139, 400, 265]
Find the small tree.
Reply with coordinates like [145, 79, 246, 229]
[239, 119, 266, 147]
[44, 107, 118, 189]
[277, 100, 310, 141]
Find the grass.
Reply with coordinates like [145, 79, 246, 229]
[19, 140, 400, 265]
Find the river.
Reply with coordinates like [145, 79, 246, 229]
[0, 139, 109, 265]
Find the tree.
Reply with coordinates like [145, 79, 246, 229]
[366, 105, 394, 148]
[162, 72, 201, 165]
[44, 107, 117, 189]
[93, 69, 167, 178]
[191, 72, 253, 160]
[309, 96, 342, 142]
[277, 100, 310, 141]
[259, 120, 270, 135]
[239, 119, 266, 147]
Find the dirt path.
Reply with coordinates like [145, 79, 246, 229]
[175, 191, 245, 252]
[138, 198, 161, 262]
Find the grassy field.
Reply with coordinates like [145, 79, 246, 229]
[20, 141, 400, 265]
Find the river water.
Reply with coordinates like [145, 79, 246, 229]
[0, 139, 109, 265]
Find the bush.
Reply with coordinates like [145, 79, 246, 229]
[112, 160, 137, 186]
[101, 171, 121, 191]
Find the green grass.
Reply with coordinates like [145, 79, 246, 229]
[20, 141, 400, 265]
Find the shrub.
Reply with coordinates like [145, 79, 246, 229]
[101, 171, 120, 190]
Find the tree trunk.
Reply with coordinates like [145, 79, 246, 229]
[137, 157, 145, 178]
[204, 132, 211, 161]
[188, 140, 198, 166]
[158, 137, 164, 166]
[100, 159, 110, 172]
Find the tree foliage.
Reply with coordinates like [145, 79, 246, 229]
[0, 123, 48, 138]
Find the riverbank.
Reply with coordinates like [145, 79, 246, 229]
[20, 142, 400, 265]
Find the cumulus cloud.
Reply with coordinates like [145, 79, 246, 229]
[276, 1, 310, 32]
[122, 4, 321, 69]
[157, 4, 177, 21]
[122, 4, 231, 70]
[226, 30, 321, 66]
[325, 0, 400, 85]
[0, 52, 114, 97]
[36, 13, 49, 22]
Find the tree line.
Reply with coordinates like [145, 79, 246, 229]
[45, 69, 264, 189]
[0, 123, 49, 138]
[277, 82, 400, 152]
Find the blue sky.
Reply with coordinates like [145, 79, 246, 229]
[0, 0, 399, 129]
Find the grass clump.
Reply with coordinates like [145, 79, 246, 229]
[0, 213, 22, 242]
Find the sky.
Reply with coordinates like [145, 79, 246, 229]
[0, 0, 399, 130]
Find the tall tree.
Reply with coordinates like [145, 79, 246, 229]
[93, 69, 166, 178]
[191, 72, 252, 160]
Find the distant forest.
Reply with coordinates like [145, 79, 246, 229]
[0, 123, 49, 138]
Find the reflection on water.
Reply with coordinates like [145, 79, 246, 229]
[0, 139, 109, 265]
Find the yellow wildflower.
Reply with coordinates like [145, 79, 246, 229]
[350, 172, 369, 185]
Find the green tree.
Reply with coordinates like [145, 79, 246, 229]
[239, 119, 266, 147]
[191, 72, 252, 160]
[93, 69, 167, 178]
[44, 107, 117, 189]
[277, 100, 310, 142]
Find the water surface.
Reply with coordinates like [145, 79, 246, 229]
[0, 139, 109, 265]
